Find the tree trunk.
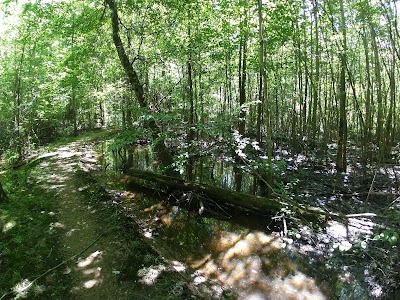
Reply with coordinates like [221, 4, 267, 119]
[187, 45, 195, 180]
[13, 39, 27, 159]
[370, 24, 384, 157]
[336, 0, 348, 172]
[257, 0, 273, 197]
[361, 27, 372, 168]
[385, 49, 395, 156]
[105, 0, 176, 175]
[311, 0, 320, 142]
[105, 0, 146, 108]
[256, 0, 263, 144]
[0, 182, 7, 202]
[238, 12, 248, 137]
[187, 28, 195, 144]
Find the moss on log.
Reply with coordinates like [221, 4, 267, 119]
[126, 169, 331, 223]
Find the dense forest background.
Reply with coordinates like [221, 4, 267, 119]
[0, 0, 399, 170]
[1, 1, 400, 299]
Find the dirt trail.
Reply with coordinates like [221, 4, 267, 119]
[30, 137, 138, 299]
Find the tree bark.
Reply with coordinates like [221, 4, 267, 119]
[187, 52, 195, 180]
[105, 0, 176, 175]
[256, 0, 264, 144]
[238, 11, 248, 137]
[361, 27, 372, 167]
[125, 168, 348, 223]
[0, 182, 8, 202]
[105, 0, 146, 108]
[370, 24, 383, 156]
[335, 0, 348, 172]
[311, 0, 320, 142]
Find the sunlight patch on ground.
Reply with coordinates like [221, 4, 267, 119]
[192, 270, 207, 285]
[326, 221, 348, 240]
[66, 228, 79, 236]
[142, 227, 154, 239]
[2, 220, 16, 233]
[58, 152, 81, 158]
[171, 260, 186, 272]
[12, 279, 32, 298]
[58, 151, 81, 159]
[324, 219, 374, 252]
[74, 251, 104, 290]
[77, 250, 102, 268]
[83, 279, 100, 289]
[49, 222, 65, 231]
[38, 152, 59, 159]
[137, 264, 167, 285]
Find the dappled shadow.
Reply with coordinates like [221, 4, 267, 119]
[93, 137, 398, 299]
[23, 137, 138, 299]
[110, 187, 334, 299]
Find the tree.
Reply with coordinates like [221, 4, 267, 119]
[1, 0, 400, 181]
[104, 0, 175, 174]
[311, 0, 320, 142]
[331, 0, 348, 172]
[0, 181, 7, 202]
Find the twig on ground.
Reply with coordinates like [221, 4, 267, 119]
[365, 170, 377, 203]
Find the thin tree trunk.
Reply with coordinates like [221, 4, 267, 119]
[256, 0, 264, 144]
[336, 0, 348, 172]
[258, 0, 273, 197]
[71, 85, 78, 136]
[385, 50, 395, 155]
[70, 12, 78, 136]
[13, 39, 27, 159]
[187, 34, 195, 144]
[361, 27, 372, 166]
[311, 0, 320, 143]
[370, 24, 384, 157]
[187, 26, 195, 181]
[238, 14, 248, 137]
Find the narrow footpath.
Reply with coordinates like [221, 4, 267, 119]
[30, 138, 138, 299]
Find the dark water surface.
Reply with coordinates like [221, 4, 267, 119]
[94, 141, 375, 300]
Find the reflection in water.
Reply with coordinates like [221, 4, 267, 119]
[204, 231, 326, 299]
[96, 141, 343, 299]
[97, 142, 156, 174]
[98, 142, 259, 195]
[110, 187, 331, 299]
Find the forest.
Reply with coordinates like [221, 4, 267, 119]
[0, 0, 400, 299]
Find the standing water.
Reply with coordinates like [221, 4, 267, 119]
[94, 141, 373, 300]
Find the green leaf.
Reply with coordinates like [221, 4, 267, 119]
[389, 232, 399, 245]
[372, 235, 380, 241]
[360, 241, 367, 249]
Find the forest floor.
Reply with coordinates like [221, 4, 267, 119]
[0, 131, 203, 300]
[1, 131, 400, 300]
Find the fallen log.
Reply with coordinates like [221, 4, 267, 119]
[125, 169, 341, 223]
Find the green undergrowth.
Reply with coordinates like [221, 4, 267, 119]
[74, 169, 201, 300]
[0, 161, 72, 300]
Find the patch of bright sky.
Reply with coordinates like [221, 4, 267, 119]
[0, 0, 26, 35]
[0, 0, 65, 35]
